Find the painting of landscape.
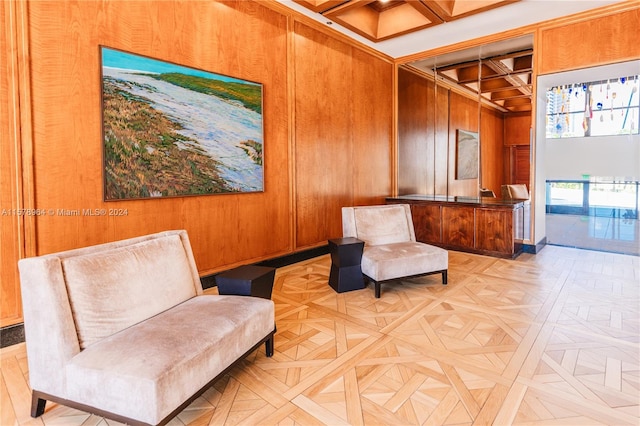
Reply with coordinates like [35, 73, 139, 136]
[100, 46, 263, 200]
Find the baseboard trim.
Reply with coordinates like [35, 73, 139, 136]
[201, 244, 329, 290]
[0, 323, 25, 348]
[523, 237, 547, 254]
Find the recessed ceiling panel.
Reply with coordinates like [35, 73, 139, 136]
[294, 0, 519, 42]
[324, 0, 443, 42]
[424, 0, 519, 21]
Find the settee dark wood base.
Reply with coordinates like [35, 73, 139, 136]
[30, 329, 276, 426]
[365, 270, 448, 298]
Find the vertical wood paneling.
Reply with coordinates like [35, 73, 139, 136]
[480, 106, 505, 197]
[350, 48, 393, 205]
[397, 71, 503, 198]
[26, 0, 290, 274]
[294, 22, 393, 247]
[434, 87, 450, 195]
[397, 68, 434, 195]
[293, 22, 353, 247]
[504, 113, 531, 146]
[1, 1, 22, 327]
[539, 8, 640, 75]
[447, 91, 479, 196]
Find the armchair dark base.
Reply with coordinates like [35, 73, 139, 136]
[30, 329, 275, 426]
[365, 270, 448, 298]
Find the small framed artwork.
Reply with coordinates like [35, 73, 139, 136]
[100, 46, 264, 200]
[456, 129, 479, 180]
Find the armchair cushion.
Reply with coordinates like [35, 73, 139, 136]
[361, 242, 448, 282]
[502, 184, 529, 200]
[352, 206, 413, 245]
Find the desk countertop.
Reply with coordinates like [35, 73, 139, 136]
[387, 194, 527, 208]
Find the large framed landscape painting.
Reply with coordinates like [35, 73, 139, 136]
[100, 46, 264, 200]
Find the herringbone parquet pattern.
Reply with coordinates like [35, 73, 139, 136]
[1, 246, 638, 425]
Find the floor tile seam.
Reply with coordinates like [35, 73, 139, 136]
[459, 272, 564, 289]
[0, 368, 19, 426]
[439, 362, 482, 419]
[428, 299, 549, 326]
[302, 303, 388, 337]
[566, 288, 640, 299]
[383, 334, 513, 386]
[550, 301, 640, 320]
[274, 304, 311, 323]
[484, 269, 572, 388]
[541, 321, 640, 350]
[281, 334, 395, 400]
[538, 351, 611, 404]
[514, 376, 640, 425]
[538, 353, 640, 406]
[377, 274, 481, 335]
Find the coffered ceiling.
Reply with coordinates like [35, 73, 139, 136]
[277, 0, 626, 114]
[293, 0, 519, 42]
[407, 35, 534, 113]
[276, 0, 625, 59]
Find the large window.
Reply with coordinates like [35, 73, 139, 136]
[546, 75, 639, 138]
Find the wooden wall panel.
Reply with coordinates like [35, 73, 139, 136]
[294, 22, 393, 247]
[504, 113, 531, 146]
[434, 87, 450, 195]
[480, 106, 505, 197]
[447, 91, 480, 196]
[539, 8, 640, 75]
[26, 0, 291, 274]
[293, 23, 353, 247]
[397, 72, 503, 198]
[397, 68, 434, 195]
[350, 48, 393, 205]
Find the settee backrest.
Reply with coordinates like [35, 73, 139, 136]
[342, 204, 416, 246]
[18, 230, 202, 396]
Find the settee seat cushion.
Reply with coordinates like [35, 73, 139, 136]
[65, 295, 274, 425]
[362, 242, 448, 282]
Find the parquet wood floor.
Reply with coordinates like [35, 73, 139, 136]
[1, 246, 638, 425]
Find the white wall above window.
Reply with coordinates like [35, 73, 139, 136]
[538, 60, 640, 181]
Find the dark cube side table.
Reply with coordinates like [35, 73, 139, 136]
[215, 265, 276, 299]
[328, 237, 365, 293]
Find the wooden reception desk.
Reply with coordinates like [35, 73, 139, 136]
[387, 195, 527, 259]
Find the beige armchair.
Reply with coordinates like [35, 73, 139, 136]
[342, 204, 448, 298]
[501, 184, 530, 200]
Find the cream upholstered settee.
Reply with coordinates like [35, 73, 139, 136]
[342, 204, 448, 298]
[18, 230, 275, 426]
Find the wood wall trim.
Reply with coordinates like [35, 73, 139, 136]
[390, 61, 398, 198]
[286, 13, 297, 254]
[1, 0, 35, 327]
